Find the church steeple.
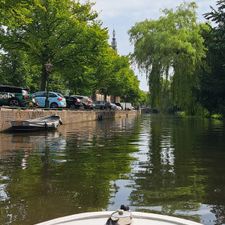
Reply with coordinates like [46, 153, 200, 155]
[111, 29, 117, 51]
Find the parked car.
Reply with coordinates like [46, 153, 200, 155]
[105, 102, 122, 110]
[115, 103, 123, 110]
[114, 103, 122, 110]
[65, 95, 82, 109]
[94, 101, 107, 110]
[73, 95, 94, 109]
[0, 85, 31, 107]
[33, 91, 67, 108]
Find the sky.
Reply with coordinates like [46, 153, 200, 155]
[87, 0, 217, 91]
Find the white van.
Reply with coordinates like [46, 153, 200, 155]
[120, 102, 134, 110]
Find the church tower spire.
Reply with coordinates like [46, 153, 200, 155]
[111, 29, 117, 51]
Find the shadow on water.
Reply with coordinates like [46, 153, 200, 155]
[0, 115, 225, 225]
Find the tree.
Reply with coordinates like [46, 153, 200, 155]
[1, 0, 108, 92]
[93, 47, 141, 103]
[108, 55, 140, 100]
[0, 50, 39, 90]
[198, 0, 225, 115]
[129, 2, 206, 113]
[1, 0, 142, 101]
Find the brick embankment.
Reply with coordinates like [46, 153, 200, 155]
[0, 107, 140, 132]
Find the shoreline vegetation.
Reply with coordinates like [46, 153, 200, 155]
[129, 1, 225, 118]
[176, 111, 224, 121]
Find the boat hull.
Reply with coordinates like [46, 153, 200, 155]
[10, 115, 62, 131]
[10, 125, 58, 131]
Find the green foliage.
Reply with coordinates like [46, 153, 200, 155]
[93, 48, 141, 103]
[0, 0, 142, 103]
[197, 0, 225, 116]
[129, 2, 206, 113]
[0, 50, 40, 90]
[1, 0, 104, 91]
[176, 111, 187, 117]
[211, 114, 223, 120]
[136, 89, 149, 106]
[0, 0, 36, 26]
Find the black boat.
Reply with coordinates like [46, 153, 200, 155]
[10, 115, 62, 131]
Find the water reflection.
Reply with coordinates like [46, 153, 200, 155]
[0, 118, 139, 225]
[0, 115, 225, 225]
[129, 115, 225, 225]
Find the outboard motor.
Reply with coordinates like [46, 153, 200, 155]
[106, 205, 132, 225]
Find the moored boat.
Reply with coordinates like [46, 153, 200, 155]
[10, 115, 62, 131]
[36, 211, 203, 225]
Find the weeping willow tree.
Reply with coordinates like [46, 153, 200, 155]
[129, 2, 207, 114]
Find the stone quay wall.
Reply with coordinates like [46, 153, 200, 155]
[0, 108, 140, 132]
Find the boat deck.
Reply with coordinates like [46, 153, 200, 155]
[36, 211, 203, 225]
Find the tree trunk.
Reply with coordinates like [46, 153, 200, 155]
[40, 64, 48, 91]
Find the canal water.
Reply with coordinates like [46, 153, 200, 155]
[0, 114, 225, 225]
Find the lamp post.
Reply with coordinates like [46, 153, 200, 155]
[44, 62, 53, 108]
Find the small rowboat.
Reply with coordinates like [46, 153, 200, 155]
[36, 211, 203, 225]
[10, 115, 62, 131]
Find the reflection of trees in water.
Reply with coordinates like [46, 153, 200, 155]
[63, 117, 137, 150]
[0, 131, 68, 225]
[204, 157, 225, 225]
[0, 117, 140, 225]
[196, 120, 225, 225]
[2, 116, 225, 224]
[129, 116, 203, 221]
[53, 117, 140, 209]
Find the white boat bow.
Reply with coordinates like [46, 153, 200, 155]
[36, 211, 203, 225]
